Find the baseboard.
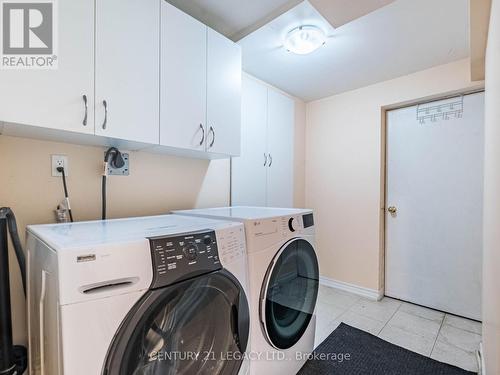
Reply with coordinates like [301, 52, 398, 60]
[319, 276, 383, 301]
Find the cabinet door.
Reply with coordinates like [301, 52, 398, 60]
[95, 0, 160, 144]
[206, 28, 242, 156]
[0, 0, 94, 134]
[231, 77, 268, 206]
[160, 2, 207, 150]
[266, 90, 294, 207]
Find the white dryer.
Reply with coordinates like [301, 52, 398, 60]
[26, 214, 251, 375]
[173, 207, 319, 375]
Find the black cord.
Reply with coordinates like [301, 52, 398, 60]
[61, 168, 73, 222]
[57, 167, 73, 222]
[102, 175, 107, 220]
[102, 147, 123, 220]
[61, 168, 69, 197]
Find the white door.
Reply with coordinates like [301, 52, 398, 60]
[206, 28, 242, 156]
[160, 2, 207, 151]
[0, 0, 94, 134]
[266, 90, 294, 208]
[231, 76, 268, 206]
[95, 0, 159, 144]
[385, 92, 484, 320]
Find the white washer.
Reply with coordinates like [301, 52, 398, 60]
[26, 214, 251, 375]
[173, 207, 319, 375]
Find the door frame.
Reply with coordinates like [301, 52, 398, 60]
[379, 87, 485, 297]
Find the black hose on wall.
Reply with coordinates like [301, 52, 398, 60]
[102, 147, 125, 220]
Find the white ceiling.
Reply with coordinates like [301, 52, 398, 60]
[239, 0, 470, 101]
[166, 0, 302, 41]
[308, 0, 395, 28]
[165, 0, 393, 41]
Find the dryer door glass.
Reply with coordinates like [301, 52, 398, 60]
[103, 271, 249, 375]
[262, 238, 319, 349]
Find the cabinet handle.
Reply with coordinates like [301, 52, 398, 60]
[199, 124, 205, 146]
[102, 100, 108, 129]
[268, 153, 273, 167]
[209, 126, 215, 148]
[82, 95, 88, 126]
[264, 153, 267, 166]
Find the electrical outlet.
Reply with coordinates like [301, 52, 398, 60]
[51, 155, 69, 177]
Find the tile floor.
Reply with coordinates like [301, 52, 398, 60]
[315, 285, 482, 372]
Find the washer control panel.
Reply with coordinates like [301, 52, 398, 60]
[148, 230, 221, 289]
[216, 225, 246, 264]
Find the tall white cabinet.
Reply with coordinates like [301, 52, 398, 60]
[232, 76, 295, 207]
[266, 89, 294, 207]
[232, 77, 268, 206]
[160, 2, 241, 156]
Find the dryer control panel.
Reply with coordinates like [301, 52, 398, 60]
[148, 230, 221, 289]
[245, 212, 315, 252]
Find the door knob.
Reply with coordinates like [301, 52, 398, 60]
[387, 206, 397, 214]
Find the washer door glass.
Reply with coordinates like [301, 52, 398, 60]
[103, 271, 249, 375]
[262, 238, 319, 349]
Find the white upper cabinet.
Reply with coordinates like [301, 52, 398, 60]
[160, 11, 242, 157]
[160, 2, 207, 151]
[0, 1, 240, 158]
[231, 76, 268, 206]
[0, 0, 94, 134]
[95, 0, 160, 144]
[206, 29, 242, 156]
[266, 89, 294, 207]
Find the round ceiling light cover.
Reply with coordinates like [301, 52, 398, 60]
[283, 25, 326, 55]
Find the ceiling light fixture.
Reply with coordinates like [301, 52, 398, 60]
[283, 25, 326, 55]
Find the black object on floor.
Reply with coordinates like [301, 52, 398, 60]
[298, 323, 476, 375]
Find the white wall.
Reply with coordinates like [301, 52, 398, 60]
[482, 0, 500, 372]
[305, 58, 483, 292]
